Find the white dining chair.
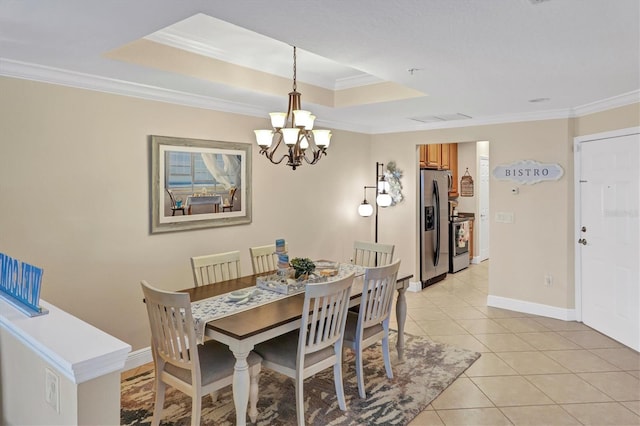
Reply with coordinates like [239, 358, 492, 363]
[190, 250, 241, 286]
[249, 243, 287, 274]
[352, 240, 395, 267]
[141, 280, 262, 425]
[343, 259, 401, 398]
[254, 273, 355, 426]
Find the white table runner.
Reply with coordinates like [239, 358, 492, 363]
[191, 263, 364, 343]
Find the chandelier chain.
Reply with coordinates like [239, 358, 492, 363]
[292, 46, 297, 92]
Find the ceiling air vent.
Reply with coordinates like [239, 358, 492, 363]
[409, 113, 472, 123]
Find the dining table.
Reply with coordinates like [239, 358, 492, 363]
[181, 264, 413, 426]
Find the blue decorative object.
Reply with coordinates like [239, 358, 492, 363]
[0, 252, 48, 317]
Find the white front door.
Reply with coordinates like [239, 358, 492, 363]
[577, 129, 639, 351]
[478, 156, 490, 262]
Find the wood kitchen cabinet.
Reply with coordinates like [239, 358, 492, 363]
[468, 218, 474, 260]
[448, 143, 459, 198]
[440, 143, 451, 169]
[419, 143, 459, 197]
[420, 144, 441, 169]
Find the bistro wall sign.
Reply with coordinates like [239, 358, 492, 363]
[492, 159, 564, 184]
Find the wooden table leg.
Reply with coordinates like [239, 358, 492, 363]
[231, 350, 250, 426]
[395, 283, 408, 361]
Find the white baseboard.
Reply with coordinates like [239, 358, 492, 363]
[408, 281, 422, 292]
[487, 295, 577, 321]
[123, 346, 152, 371]
[471, 256, 482, 264]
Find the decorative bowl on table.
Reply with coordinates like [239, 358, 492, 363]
[314, 261, 339, 277]
[227, 289, 255, 302]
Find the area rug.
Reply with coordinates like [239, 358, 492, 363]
[121, 333, 480, 425]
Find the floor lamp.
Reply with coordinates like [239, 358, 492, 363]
[357, 162, 392, 243]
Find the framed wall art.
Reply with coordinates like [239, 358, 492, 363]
[150, 135, 252, 233]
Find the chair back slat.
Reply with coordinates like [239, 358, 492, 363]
[359, 260, 401, 331]
[191, 251, 241, 286]
[141, 281, 198, 372]
[299, 273, 354, 358]
[249, 243, 288, 274]
[353, 241, 395, 267]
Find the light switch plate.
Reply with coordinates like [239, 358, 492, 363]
[495, 212, 515, 223]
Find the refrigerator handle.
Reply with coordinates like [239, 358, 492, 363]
[433, 179, 440, 266]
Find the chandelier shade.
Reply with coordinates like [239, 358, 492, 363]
[254, 46, 331, 170]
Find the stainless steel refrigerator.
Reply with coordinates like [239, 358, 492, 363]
[420, 169, 450, 287]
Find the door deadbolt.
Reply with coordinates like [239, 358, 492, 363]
[581, 226, 587, 232]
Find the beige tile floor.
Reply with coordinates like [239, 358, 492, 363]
[404, 261, 640, 426]
[122, 261, 640, 425]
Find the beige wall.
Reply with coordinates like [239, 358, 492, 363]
[455, 142, 479, 215]
[574, 103, 640, 136]
[370, 116, 633, 311]
[371, 105, 639, 311]
[1, 75, 638, 350]
[0, 77, 372, 350]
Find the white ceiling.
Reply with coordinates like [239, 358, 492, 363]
[1, 0, 639, 134]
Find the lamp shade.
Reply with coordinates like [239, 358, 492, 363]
[313, 130, 331, 147]
[254, 130, 273, 147]
[269, 112, 287, 128]
[358, 201, 374, 217]
[376, 192, 392, 207]
[299, 135, 309, 150]
[378, 177, 390, 193]
[282, 128, 299, 145]
[305, 114, 316, 130]
[293, 110, 311, 128]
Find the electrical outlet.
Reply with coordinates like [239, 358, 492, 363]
[45, 367, 60, 413]
[544, 274, 553, 287]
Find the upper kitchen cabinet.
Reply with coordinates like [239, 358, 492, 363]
[420, 144, 441, 169]
[419, 143, 457, 171]
[440, 143, 451, 169]
[448, 143, 459, 198]
[419, 143, 459, 197]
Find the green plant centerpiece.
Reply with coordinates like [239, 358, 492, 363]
[290, 257, 315, 279]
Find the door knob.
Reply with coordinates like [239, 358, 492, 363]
[578, 238, 587, 245]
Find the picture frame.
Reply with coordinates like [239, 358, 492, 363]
[150, 135, 252, 234]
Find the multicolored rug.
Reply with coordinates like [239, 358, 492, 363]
[121, 334, 480, 425]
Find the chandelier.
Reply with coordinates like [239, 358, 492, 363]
[254, 46, 331, 170]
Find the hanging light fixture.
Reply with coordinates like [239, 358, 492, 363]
[254, 46, 331, 170]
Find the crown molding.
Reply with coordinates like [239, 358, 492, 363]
[0, 58, 266, 119]
[146, 30, 383, 91]
[372, 91, 640, 134]
[1, 58, 637, 136]
[570, 90, 640, 116]
[334, 73, 385, 90]
[371, 108, 575, 134]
